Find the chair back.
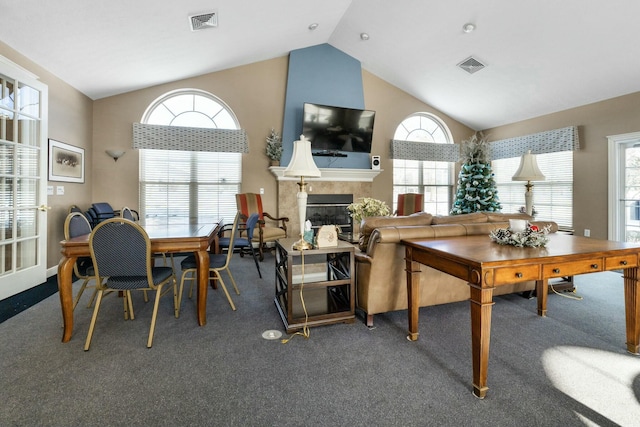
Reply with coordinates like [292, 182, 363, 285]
[64, 212, 92, 239]
[244, 213, 260, 240]
[121, 206, 135, 221]
[89, 218, 151, 285]
[235, 193, 264, 221]
[220, 212, 241, 268]
[396, 193, 424, 216]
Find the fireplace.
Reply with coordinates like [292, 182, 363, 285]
[306, 194, 353, 233]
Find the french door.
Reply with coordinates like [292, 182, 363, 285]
[608, 131, 640, 242]
[0, 56, 48, 300]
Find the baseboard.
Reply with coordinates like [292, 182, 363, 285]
[0, 275, 58, 324]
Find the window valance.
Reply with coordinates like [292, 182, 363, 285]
[390, 140, 460, 162]
[132, 123, 249, 153]
[390, 126, 579, 162]
[489, 126, 579, 160]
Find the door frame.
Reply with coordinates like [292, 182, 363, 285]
[607, 131, 640, 241]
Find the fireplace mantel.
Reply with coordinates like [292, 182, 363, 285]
[269, 166, 382, 182]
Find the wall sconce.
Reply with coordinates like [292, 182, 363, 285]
[105, 149, 126, 162]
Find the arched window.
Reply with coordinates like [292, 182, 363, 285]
[139, 89, 242, 225]
[392, 113, 454, 215]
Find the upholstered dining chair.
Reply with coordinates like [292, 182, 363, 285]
[178, 212, 241, 314]
[63, 212, 99, 310]
[120, 206, 136, 221]
[235, 193, 288, 261]
[395, 193, 424, 216]
[219, 212, 262, 278]
[85, 218, 178, 350]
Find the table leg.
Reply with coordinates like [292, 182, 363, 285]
[195, 250, 210, 326]
[624, 267, 640, 355]
[469, 284, 495, 399]
[58, 255, 76, 343]
[536, 279, 548, 317]
[405, 251, 421, 341]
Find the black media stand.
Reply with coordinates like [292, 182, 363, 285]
[312, 151, 348, 157]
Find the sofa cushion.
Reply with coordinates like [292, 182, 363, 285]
[358, 211, 433, 251]
[431, 212, 488, 225]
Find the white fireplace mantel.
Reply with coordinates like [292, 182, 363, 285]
[269, 166, 382, 182]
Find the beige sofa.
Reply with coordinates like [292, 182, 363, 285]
[355, 212, 558, 326]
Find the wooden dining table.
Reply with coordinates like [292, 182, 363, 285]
[58, 221, 222, 343]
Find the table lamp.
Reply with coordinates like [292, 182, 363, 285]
[284, 135, 321, 250]
[512, 150, 545, 216]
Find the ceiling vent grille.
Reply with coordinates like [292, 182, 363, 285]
[457, 56, 486, 74]
[189, 11, 218, 31]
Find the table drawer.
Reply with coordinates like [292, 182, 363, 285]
[494, 264, 540, 284]
[605, 255, 638, 270]
[543, 259, 602, 278]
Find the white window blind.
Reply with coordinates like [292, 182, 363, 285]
[140, 150, 240, 225]
[493, 151, 573, 229]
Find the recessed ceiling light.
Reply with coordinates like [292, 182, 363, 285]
[360, 33, 370, 41]
[463, 23, 476, 33]
[308, 23, 319, 30]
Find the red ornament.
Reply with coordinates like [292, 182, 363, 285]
[530, 225, 539, 232]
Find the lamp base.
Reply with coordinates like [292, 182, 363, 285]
[292, 237, 313, 251]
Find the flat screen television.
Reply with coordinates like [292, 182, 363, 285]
[302, 103, 376, 155]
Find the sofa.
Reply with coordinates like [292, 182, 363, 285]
[355, 211, 558, 326]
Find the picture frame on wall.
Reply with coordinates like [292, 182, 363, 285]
[48, 139, 85, 183]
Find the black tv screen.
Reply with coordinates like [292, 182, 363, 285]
[302, 103, 375, 154]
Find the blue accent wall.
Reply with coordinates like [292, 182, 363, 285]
[281, 44, 370, 169]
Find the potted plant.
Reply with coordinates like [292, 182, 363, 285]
[347, 197, 391, 222]
[266, 128, 282, 166]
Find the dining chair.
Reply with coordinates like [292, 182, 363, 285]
[85, 217, 178, 350]
[219, 212, 262, 278]
[395, 193, 424, 216]
[235, 193, 288, 261]
[120, 206, 135, 221]
[178, 212, 241, 314]
[63, 212, 100, 310]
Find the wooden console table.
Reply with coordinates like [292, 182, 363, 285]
[403, 234, 640, 398]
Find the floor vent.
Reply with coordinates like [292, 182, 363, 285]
[189, 12, 218, 31]
[457, 56, 486, 74]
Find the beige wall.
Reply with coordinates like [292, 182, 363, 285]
[485, 91, 640, 240]
[0, 42, 93, 270]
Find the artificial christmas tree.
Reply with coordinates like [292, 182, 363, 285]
[450, 132, 502, 215]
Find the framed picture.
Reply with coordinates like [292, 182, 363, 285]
[48, 139, 85, 183]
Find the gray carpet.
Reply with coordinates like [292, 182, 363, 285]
[1, 253, 640, 426]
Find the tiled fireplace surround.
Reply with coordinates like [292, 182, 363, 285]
[270, 167, 382, 239]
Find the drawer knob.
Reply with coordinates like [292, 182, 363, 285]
[515, 272, 523, 278]
[621, 260, 628, 266]
[553, 268, 560, 274]
[591, 264, 598, 269]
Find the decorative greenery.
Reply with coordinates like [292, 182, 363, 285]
[265, 128, 282, 161]
[450, 132, 502, 215]
[489, 223, 551, 247]
[518, 206, 538, 217]
[347, 197, 391, 222]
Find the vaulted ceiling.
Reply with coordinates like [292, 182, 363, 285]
[1, 0, 639, 130]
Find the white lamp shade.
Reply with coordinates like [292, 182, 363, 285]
[284, 135, 321, 178]
[512, 150, 545, 182]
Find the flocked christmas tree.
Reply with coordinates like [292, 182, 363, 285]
[450, 132, 502, 215]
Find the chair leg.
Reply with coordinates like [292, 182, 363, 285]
[225, 267, 240, 296]
[86, 286, 99, 308]
[213, 271, 236, 311]
[147, 285, 163, 348]
[172, 277, 179, 319]
[127, 291, 135, 320]
[249, 245, 262, 278]
[84, 290, 104, 351]
[73, 278, 90, 310]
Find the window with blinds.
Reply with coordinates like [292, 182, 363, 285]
[493, 151, 573, 229]
[139, 90, 242, 225]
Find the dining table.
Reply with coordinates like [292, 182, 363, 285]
[57, 220, 222, 343]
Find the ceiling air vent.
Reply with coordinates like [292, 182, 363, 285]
[457, 56, 486, 74]
[189, 11, 218, 31]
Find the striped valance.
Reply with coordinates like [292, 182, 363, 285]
[132, 123, 249, 153]
[489, 126, 579, 160]
[390, 140, 460, 162]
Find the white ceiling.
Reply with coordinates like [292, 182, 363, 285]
[1, 0, 639, 130]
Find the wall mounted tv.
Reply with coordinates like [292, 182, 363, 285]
[302, 103, 376, 156]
